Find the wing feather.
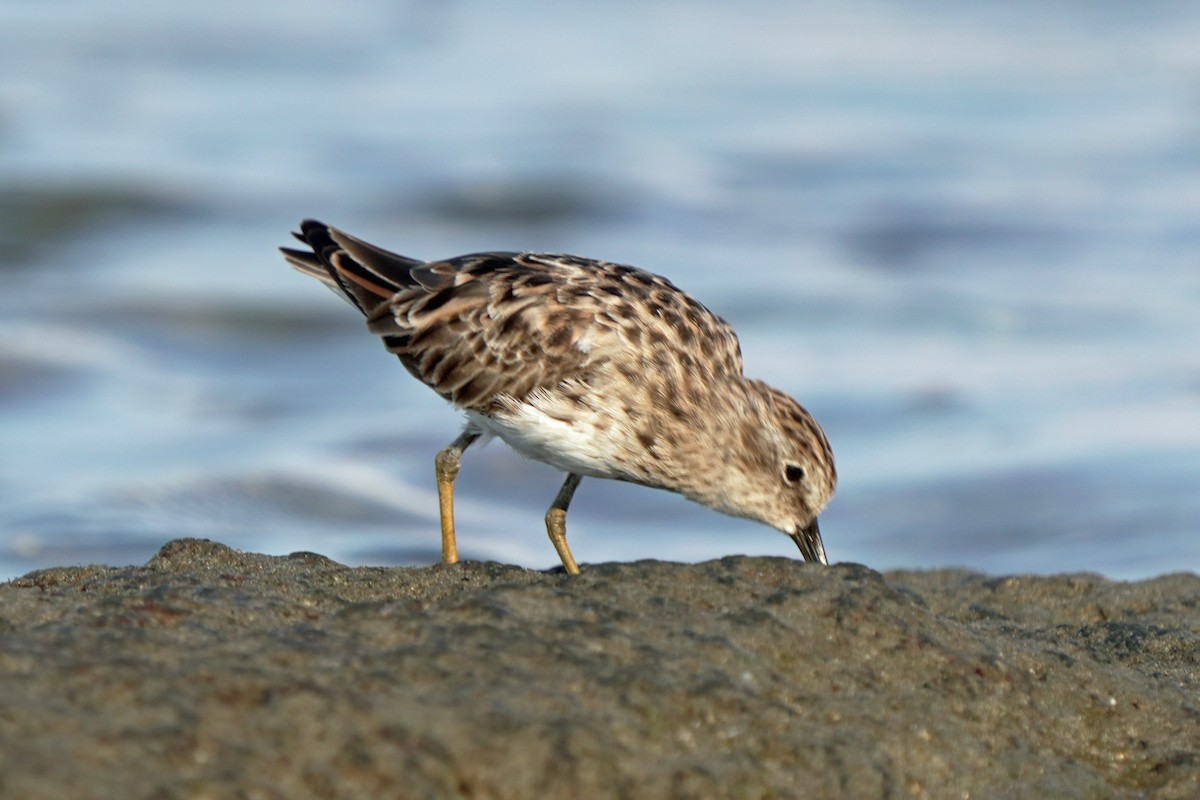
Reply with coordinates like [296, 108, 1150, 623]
[282, 220, 745, 412]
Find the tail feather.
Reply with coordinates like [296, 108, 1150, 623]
[280, 219, 422, 317]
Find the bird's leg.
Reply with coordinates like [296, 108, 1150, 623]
[434, 430, 480, 564]
[545, 473, 583, 575]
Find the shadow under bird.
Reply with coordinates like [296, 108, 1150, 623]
[281, 220, 836, 574]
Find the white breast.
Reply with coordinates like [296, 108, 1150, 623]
[466, 395, 637, 481]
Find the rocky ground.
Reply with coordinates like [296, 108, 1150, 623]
[1, 538, 1197, 799]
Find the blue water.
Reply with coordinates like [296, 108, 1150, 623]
[2, 1, 1197, 580]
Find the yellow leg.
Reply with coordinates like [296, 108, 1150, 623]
[545, 473, 583, 575]
[434, 430, 479, 565]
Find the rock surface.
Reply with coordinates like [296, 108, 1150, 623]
[1, 538, 1197, 799]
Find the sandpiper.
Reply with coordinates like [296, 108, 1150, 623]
[282, 220, 835, 573]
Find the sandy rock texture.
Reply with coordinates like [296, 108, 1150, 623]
[1, 538, 1197, 799]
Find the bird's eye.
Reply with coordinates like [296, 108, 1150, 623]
[784, 464, 804, 483]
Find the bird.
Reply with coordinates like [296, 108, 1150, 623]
[281, 220, 836, 574]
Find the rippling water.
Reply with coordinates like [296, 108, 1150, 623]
[2, 1, 1198, 580]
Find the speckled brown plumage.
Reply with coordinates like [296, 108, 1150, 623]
[282, 220, 836, 573]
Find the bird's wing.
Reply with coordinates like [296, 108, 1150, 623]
[283, 220, 745, 412]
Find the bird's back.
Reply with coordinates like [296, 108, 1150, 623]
[282, 220, 745, 412]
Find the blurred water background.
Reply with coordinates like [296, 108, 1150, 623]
[2, 1, 1198, 581]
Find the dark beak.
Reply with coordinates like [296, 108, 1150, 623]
[790, 517, 828, 565]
